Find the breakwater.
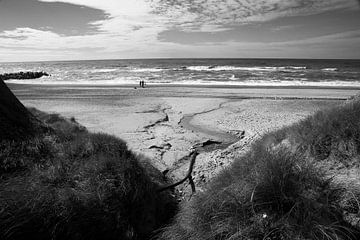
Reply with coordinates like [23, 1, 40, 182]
[0, 71, 49, 81]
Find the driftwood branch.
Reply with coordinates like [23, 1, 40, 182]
[157, 151, 199, 193]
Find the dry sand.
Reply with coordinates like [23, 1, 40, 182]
[9, 84, 355, 196]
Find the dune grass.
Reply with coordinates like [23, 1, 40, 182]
[160, 98, 360, 240]
[0, 109, 177, 240]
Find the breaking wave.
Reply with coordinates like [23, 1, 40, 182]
[322, 68, 338, 72]
[131, 68, 169, 72]
[186, 65, 307, 72]
[89, 68, 118, 73]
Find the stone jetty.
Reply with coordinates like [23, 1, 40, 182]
[0, 71, 49, 81]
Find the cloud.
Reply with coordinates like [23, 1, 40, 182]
[273, 29, 360, 47]
[38, 0, 164, 33]
[40, 0, 358, 33]
[151, 0, 358, 32]
[0, 0, 358, 61]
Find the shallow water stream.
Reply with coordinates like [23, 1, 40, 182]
[179, 110, 240, 152]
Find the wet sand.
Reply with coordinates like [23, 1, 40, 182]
[9, 83, 356, 194]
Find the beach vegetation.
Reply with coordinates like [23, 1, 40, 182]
[159, 97, 360, 240]
[0, 108, 177, 240]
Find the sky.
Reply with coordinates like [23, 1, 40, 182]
[0, 0, 359, 62]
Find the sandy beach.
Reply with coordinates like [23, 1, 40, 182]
[9, 83, 356, 194]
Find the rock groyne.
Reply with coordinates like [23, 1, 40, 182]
[0, 71, 49, 81]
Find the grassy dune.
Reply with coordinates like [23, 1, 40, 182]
[0, 108, 176, 240]
[160, 97, 360, 240]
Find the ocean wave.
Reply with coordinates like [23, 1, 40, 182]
[124, 65, 310, 72]
[168, 79, 360, 87]
[89, 69, 118, 73]
[131, 68, 169, 72]
[321, 68, 338, 72]
[229, 75, 237, 80]
[277, 66, 307, 71]
[186, 65, 307, 72]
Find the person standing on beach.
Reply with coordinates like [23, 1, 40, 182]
[139, 80, 145, 88]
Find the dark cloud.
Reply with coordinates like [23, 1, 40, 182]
[159, 8, 360, 44]
[0, 0, 106, 36]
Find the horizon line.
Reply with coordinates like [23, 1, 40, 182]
[1, 57, 360, 64]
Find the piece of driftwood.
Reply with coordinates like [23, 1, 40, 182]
[157, 150, 199, 193]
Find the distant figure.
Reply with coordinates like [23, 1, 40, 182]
[139, 80, 142, 88]
[139, 80, 145, 88]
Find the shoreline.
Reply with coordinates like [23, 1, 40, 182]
[8, 83, 359, 101]
[7, 82, 360, 90]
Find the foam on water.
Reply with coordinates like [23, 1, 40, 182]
[131, 68, 169, 72]
[186, 65, 307, 72]
[89, 68, 118, 73]
[322, 68, 338, 72]
[2, 59, 359, 88]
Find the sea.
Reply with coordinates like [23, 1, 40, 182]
[1, 58, 360, 87]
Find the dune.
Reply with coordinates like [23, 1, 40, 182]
[0, 79, 41, 140]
